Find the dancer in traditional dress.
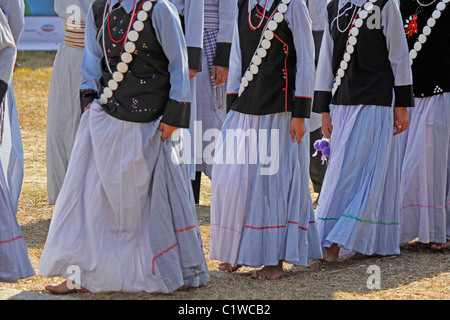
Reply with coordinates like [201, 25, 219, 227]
[191, 0, 235, 203]
[209, 0, 322, 280]
[313, 0, 414, 262]
[39, 0, 209, 294]
[168, 0, 204, 181]
[0, 0, 25, 214]
[0, 7, 34, 283]
[399, 0, 450, 250]
[46, 0, 94, 204]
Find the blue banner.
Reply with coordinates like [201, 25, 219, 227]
[24, 0, 57, 16]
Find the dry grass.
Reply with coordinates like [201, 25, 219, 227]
[1, 51, 449, 301]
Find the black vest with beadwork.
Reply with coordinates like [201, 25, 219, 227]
[401, 0, 450, 98]
[92, 0, 171, 123]
[328, 0, 396, 107]
[230, 0, 297, 115]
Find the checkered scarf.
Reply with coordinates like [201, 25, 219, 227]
[203, 28, 226, 110]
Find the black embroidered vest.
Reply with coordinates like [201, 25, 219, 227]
[400, 0, 450, 98]
[92, 0, 171, 123]
[328, 0, 399, 107]
[230, 0, 298, 116]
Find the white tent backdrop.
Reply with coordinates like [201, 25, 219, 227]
[17, 0, 65, 51]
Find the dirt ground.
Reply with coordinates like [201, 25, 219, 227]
[1, 51, 448, 302]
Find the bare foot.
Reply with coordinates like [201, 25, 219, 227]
[218, 263, 242, 272]
[251, 262, 284, 280]
[404, 242, 431, 251]
[344, 252, 368, 260]
[45, 280, 89, 294]
[321, 243, 340, 262]
[430, 240, 450, 251]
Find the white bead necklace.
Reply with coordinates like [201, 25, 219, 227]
[331, 0, 378, 97]
[100, 0, 158, 105]
[238, 0, 292, 97]
[409, 0, 449, 65]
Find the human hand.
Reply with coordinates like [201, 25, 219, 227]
[322, 113, 333, 139]
[189, 69, 198, 79]
[393, 107, 409, 135]
[158, 122, 179, 140]
[290, 118, 307, 143]
[211, 66, 229, 86]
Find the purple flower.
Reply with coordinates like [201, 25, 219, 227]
[313, 139, 321, 151]
[319, 139, 329, 150]
[322, 146, 330, 158]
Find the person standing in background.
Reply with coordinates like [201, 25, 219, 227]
[191, 0, 235, 204]
[46, 0, 94, 204]
[168, 0, 204, 184]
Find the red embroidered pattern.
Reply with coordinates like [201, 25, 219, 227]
[405, 14, 419, 38]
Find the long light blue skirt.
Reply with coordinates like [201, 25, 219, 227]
[210, 110, 322, 268]
[400, 93, 450, 244]
[39, 102, 209, 293]
[316, 105, 402, 256]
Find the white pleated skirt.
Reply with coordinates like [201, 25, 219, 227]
[209, 110, 322, 268]
[39, 102, 209, 293]
[0, 156, 34, 282]
[0, 85, 24, 213]
[315, 104, 402, 256]
[400, 93, 450, 244]
[46, 44, 83, 204]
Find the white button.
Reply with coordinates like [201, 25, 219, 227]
[117, 62, 129, 73]
[278, 3, 288, 13]
[418, 34, 427, 44]
[261, 39, 271, 50]
[422, 25, 431, 35]
[127, 30, 139, 42]
[121, 52, 133, 64]
[252, 55, 262, 66]
[348, 36, 357, 46]
[242, 77, 249, 87]
[344, 52, 351, 62]
[104, 87, 113, 98]
[364, 2, 373, 11]
[125, 42, 136, 53]
[274, 12, 284, 23]
[354, 18, 363, 28]
[133, 20, 144, 32]
[264, 30, 274, 40]
[113, 71, 124, 82]
[432, 10, 441, 19]
[245, 71, 253, 82]
[350, 27, 359, 37]
[257, 47, 267, 58]
[108, 79, 119, 91]
[100, 94, 108, 104]
[142, 1, 153, 11]
[346, 44, 354, 54]
[250, 64, 259, 75]
[414, 42, 422, 52]
[409, 49, 417, 60]
[427, 17, 436, 27]
[340, 60, 348, 70]
[337, 68, 345, 78]
[137, 11, 148, 22]
[359, 10, 368, 20]
[268, 20, 278, 31]
[437, 2, 446, 10]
